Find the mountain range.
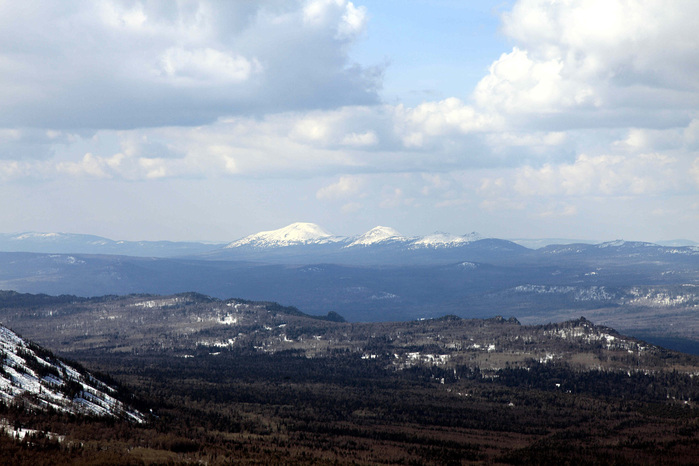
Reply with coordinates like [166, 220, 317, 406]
[224, 223, 483, 249]
[0, 222, 698, 354]
[3, 222, 696, 260]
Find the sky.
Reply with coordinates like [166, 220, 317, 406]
[1, 0, 698, 243]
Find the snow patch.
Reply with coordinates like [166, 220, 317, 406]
[0, 325, 144, 422]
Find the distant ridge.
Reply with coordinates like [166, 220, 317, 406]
[0, 232, 223, 257]
[1, 226, 697, 262]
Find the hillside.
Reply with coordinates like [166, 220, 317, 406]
[1, 291, 696, 377]
[1, 291, 699, 463]
[0, 323, 143, 422]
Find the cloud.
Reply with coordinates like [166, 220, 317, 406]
[536, 203, 577, 218]
[394, 98, 501, 148]
[303, 0, 368, 39]
[692, 158, 699, 187]
[316, 175, 365, 200]
[3, 0, 698, 181]
[476, 152, 689, 204]
[341, 202, 363, 213]
[159, 47, 262, 86]
[56, 153, 112, 178]
[340, 131, 378, 147]
[475, 0, 699, 129]
[0, 0, 381, 130]
[0, 0, 697, 243]
[475, 47, 597, 114]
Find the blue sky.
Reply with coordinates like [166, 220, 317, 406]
[351, 1, 513, 105]
[0, 0, 697, 242]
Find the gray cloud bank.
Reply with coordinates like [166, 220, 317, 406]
[0, 1, 380, 130]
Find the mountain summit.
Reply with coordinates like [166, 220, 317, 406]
[222, 223, 489, 253]
[410, 231, 481, 248]
[225, 222, 338, 248]
[347, 226, 406, 247]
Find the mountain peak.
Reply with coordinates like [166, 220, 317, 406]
[226, 222, 337, 248]
[410, 231, 481, 248]
[347, 226, 406, 247]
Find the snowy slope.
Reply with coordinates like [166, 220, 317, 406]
[223, 223, 489, 252]
[346, 226, 407, 247]
[225, 222, 341, 248]
[0, 324, 143, 422]
[409, 231, 481, 249]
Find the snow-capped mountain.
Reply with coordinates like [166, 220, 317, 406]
[224, 223, 485, 251]
[0, 324, 143, 422]
[225, 222, 341, 248]
[409, 231, 481, 249]
[346, 226, 407, 247]
[208, 223, 519, 264]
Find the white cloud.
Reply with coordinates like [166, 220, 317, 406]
[394, 98, 501, 148]
[292, 117, 333, 144]
[341, 131, 378, 147]
[159, 47, 262, 86]
[475, 0, 699, 129]
[496, 153, 683, 198]
[0, 160, 27, 179]
[341, 201, 363, 213]
[337, 1, 367, 39]
[316, 175, 365, 200]
[692, 158, 699, 187]
[303, 0, 367, 39]
[420, 173, 451, 196]
[684, 119, 699, 149]
[474, 47, 597, 114]
[56, 153, 111, 178]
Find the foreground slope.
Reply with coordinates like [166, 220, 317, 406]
[0, 324, 143, 422]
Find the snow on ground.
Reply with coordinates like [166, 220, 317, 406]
[0, 325, 144, 422]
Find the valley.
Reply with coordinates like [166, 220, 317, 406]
[1, 291, 698, 463]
